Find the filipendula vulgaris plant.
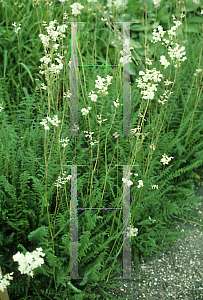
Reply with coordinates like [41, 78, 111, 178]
[1, 2, 191, 298]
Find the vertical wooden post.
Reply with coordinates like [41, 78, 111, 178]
[0, 267, 10, 300]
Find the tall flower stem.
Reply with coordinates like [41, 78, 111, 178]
[24, 274, 30, 300]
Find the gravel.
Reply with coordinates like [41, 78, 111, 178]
[106, 185, 203, 300]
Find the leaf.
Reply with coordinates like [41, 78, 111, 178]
[67, 281, 83, 293]
[182, 24, 200, 34]
[19, 62, 34, 83]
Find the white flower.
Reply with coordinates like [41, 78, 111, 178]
[51, 115, 61, 126]
[0, 103, 3, 112]
[12, 22, 21, 33]
[136, 68, 163, 100]
[120, 55, 132, 65]
[153, 0, 161, 7]
[39, 118, 50, 130]
[164, 79, 173, 86]
[151, 185, 158, 190]
[49, 62, 63, 75]
[114, 98, 120, 108]
[126, 226, 138, 237]
[39, 55, 52, 65]
[55, 172, 72, 188]
[38, 34, 50, 48]
[40, 115, 61, 130]
[113, 132, 120, 138]
[63, 91, 72, 98]
[97, 114, 107, 125]
[60, 137, 70, 148]
[150, 143, 156, 150]
[137, 180, 143, 188]
[70, 2, 84, 16]
[81, 107, 92, 116]
[40, 83, 47, 90]
[95, 75, 106, 89]
[106, 75, 113, 85]
[83, 131, 98, 146]
[168, 43, 187, 67]
[160, 153, 174, 165]
[158, 90, 172, 105]
[0, 272, 14, 293]
[136, 68, 163, 99]
[13, 248, 45, 278]
[151, 25, 166, 43]
[94, 75, 109, 95]
[160, 55, 170, 69]
[88, 90, 98, 102]
[53, 43, 59, 50]
[146, 58, 153, 65]
[122, 178, 133, 187]
[194, 69, 202, 76]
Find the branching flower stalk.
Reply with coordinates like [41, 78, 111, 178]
[12, 22, 22, 88]
[38, 18, 70, 295]
[128, 14, 186, 199]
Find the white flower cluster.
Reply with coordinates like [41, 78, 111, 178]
[97, 114, 107, 125]
[158, 90, 172, 105]
[194, 69, 202, 77]
[151, 15, 187, 69]
[151, 25, 166, 43]
[83, 131, 99, 146]
[12, 22, 21, 34]
[70, 2, 84, 16]
[94, 75, 113, 95]
[40, 115, 61, 130]
[0, 102, 4, 113]
[122, 178, 133, 187]
[55, 171, 72, 188]
[59, 137, 70, 148]
[126, 226, 138, 237]
[168, 43, 187, 67]
[83, 75, 113, 111]
[136, 55, 174, 104]
[80, 75, 115, 142]
[122, 177, 143, 189]
[160, 55, 170, 69]
[160, 153, 174, 165]
[95, 76, 108, 94]
[153, 0, 162, 8]
[0, 272, 13, 293]
[63, 90, 72, 98]
[151, 185, 158, 190]
[81, 107, 92, 116]
[12, 248, 45, 278]
[136, 68, 164, 100]
[38, 19, 68, 77]
[149, 216, 156, 223]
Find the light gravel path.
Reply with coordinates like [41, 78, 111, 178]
[107, 184, 203, 300]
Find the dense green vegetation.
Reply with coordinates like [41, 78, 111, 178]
[0, 0, 203, 299]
